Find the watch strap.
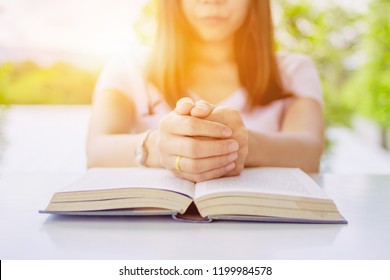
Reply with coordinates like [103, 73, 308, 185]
[135, 129, 152, 167]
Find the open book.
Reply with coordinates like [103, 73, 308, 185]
[40, 167, 347, 224]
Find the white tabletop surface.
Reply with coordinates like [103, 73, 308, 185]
[1, 171, 389, 260]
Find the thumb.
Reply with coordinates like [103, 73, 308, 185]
[190, 100, 215, 118]
[175, 97, 195, 115]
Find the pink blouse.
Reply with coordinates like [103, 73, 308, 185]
[94, 51, 322, 134]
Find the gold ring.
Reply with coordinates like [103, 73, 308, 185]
[175, 156, 183, 172]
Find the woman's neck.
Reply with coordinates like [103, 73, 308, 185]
[184, 36, 241, 104]
[189, 37, 235, 66]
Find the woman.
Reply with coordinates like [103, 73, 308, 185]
[87, 0, 324, 182]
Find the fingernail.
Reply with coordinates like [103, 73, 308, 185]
[179, 100, 193, 107]
[229, 142, 239, 152]
[223, 127, 232, 137]
[228, 153, 238, 162]
[226, 162, 235, 171]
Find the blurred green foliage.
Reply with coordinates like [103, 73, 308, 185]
[0, 61, 97, 104]
[342, 0, 390, 129]
[0, 63, 9, 147]
[0, 62, 11, 105]
[133, 0, 157, 46]
[275, 0, 389, 130]
[273, 0, 363, 127]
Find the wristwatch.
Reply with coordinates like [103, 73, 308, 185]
[135, 129, 152, 167]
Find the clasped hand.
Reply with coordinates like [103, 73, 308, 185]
[156, 98, 248, 182]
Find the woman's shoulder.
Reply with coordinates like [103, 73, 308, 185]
[276, 51, 317, 74]
[103, 47, 150, 76]
[93, 47, 153, 115]
[276, 51, 323, 105]
[95, 47, 150, 96]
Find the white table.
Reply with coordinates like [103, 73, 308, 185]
[0, 171, 389, 259]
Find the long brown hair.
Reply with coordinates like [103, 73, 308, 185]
[147, 0, 290, 109]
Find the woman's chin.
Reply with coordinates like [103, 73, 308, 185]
[196, 32, 232, 44]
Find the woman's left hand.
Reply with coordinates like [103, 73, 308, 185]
[176, 98, 249, 177]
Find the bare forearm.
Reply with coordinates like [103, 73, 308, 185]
[245, 130, 323, 172]
[86, 131, 161, 168]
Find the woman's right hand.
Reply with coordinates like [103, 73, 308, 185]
[154, 99, 239, 182]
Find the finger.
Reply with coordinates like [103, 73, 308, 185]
[205, 106, 244, 127]
[169, 152, 238, 174]
[190, 100, 215, 118]
[175, 97, 195, 115]
[172, 162, 236, 183]
[162, 114, 232, 138]
[161, 135, 239, 158]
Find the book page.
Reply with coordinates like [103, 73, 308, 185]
[194, 167, 329, 200]
[60, 168, 195, 198]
